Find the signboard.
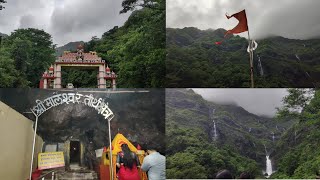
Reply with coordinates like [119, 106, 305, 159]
[56, 58, 105, 64]
[38, 151, 65, 170]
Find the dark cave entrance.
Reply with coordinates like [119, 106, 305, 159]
[70, 140, 81, 164]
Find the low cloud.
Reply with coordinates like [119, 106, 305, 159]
[167, 0, 320, 40]
[193, 88, 288, 117]
[0, 0, 131, 46]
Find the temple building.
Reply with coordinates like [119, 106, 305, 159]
[39, 44, 117, 89]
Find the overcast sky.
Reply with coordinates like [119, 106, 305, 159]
[193, 88, 288, 117]
[167, 0, 320, 40]
[0, 0, 131, 46]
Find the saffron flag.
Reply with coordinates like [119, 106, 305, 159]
[225, 9, 248, 36]
[215, 9, 249, 45]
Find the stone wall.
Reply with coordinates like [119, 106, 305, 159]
[0, 101, 43, 180]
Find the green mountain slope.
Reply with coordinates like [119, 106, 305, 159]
[166, 89, 297, 178]
[166, 27, 320, 87]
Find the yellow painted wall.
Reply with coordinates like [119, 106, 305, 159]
[0, 101, 44, 180]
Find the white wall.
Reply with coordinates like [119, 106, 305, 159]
[0, 101, 43, 180]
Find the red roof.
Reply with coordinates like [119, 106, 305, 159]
[106, 66, 110, 72]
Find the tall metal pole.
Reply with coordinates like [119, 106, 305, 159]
[108, 119, 113, 180]
[29, 114, 39, 180]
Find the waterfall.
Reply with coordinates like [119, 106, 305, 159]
[249, 127, 252, 133]
[295, 54, 301, 61]
[263, 144, 267, 154]
[210, 109, 217, 141]
[263, 145, 273, 177]
[213, 120, 217, 140]
[257, 56, 264, 76]
[272, 132, 275, 142]
[266, 155, 273, 177]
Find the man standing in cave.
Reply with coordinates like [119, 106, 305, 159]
[141, 145, 166, 180]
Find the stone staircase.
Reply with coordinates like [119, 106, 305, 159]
[54, 164, 98, 180]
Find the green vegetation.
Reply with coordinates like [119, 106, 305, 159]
[61, 68, 98, 88]
[166, 123, 261, 179]
[166, 89, 276, 178]
[0, 0, 165, 88]
[271, 89, 320, 179]
[0, 28, 55, 87]
[83, 0, 165, 88]
[166, 88, 320, 179]
[166, 27, 320, 87]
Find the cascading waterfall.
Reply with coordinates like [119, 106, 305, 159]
[213, 120, 217, 140]
[266, 155, 273, 177]
[263, 145, 273, 177]
[257, 56, 264, 76]
[272, 132, 275, 142]
[210, 109, 218, 141]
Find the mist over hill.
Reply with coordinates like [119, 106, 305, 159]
[166, 27, 320, 88]
[166, 89, 297, 178]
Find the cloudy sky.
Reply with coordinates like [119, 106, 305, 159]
[167, 0, 320, 40]
[0, 0, 131, 46]
[193, 88, 288, 117]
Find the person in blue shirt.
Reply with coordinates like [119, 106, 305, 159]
[141, 145, 165, 180]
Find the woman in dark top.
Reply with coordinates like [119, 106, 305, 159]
[116, 144, 140, 180]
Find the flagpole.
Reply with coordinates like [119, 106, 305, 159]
[247, 25, 254, 88]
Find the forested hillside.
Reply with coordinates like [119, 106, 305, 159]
[166, 27, 320, 88]
[166, 88, 320, 178]
[166, 89, 298, 178]
[83, 0, 165, 88]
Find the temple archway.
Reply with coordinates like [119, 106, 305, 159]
[40, 44, 117, 89]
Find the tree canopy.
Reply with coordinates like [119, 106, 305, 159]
[0, 28, 55, 87]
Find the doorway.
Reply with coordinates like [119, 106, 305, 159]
[70, 140, 81, 164]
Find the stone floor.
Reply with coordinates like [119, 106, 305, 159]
[47, 164, 98, 180]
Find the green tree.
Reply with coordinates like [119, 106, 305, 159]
[167, 152, 207, 179]
[120, 0, 165, 14]
[93, 0, 165, 87]
[276, 88, 315, 119]
[0, 47, 18, 87]
[3, 28, 56, 87]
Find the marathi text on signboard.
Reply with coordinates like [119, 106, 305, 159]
[30, 93, 114, 121]
[38, 151, 65, 170]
